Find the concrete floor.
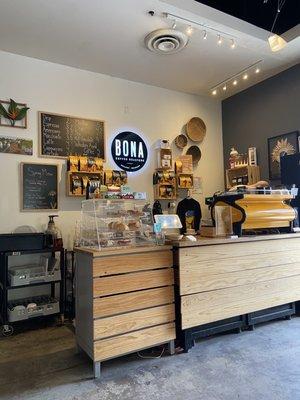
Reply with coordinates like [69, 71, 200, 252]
[0, 318, 300, 400]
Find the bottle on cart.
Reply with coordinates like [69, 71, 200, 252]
[45, 215, 63, 249]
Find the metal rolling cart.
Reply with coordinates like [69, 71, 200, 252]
[0, 233, 64, 336]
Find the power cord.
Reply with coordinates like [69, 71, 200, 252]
[137, 346, 165, 359]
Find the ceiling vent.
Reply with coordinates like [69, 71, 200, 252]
[145, 29, 189, 54]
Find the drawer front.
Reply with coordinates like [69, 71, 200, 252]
[93, 268, 174, 297]
[181, 274, 300, 329]
[180, 242, 300, 295]
[93, 250, 172, 277]
[94, 304, 175, 339]
[181, 260, 300, 295]
[93, 286, 174, 318]
[94, 322, 176, 361]
[179, 238, 300, 264]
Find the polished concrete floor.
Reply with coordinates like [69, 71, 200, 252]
[0, 317, 300, 400]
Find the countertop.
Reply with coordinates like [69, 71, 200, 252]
[74, 244, 172, 257]
[74, 232, 300, 255]
[173, 232, 300, 248]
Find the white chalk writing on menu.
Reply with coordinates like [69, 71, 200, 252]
[40, 113, 105, 158]
[22, 163, 58, 210]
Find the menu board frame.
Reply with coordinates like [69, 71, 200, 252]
[20, 162, 59, 212]
[38, 111, 106, 160]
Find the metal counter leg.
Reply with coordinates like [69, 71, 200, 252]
[94, 361, 101, 379]
[168, 340, 175, 355]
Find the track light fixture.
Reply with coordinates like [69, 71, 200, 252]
[186, 25, 193, 35]
[210, 60, 262, 96]
[164, 13, 237, 49]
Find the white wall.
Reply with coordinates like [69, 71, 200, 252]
[0, 50, 224, 248]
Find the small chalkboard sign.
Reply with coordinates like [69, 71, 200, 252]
[39, 112, 105, 159]
[21, 162, 59, 211]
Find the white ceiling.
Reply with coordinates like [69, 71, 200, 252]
[0, 0, 299, 99]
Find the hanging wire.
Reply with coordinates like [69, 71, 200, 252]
[270, 0, 287, 33]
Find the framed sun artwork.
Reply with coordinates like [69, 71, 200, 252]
[268, 131, 299, 180]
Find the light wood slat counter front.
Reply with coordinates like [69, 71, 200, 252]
[173, 233, 300, 330]
[74, 245, 176, 378]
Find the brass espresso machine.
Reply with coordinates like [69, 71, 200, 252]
[208, 187, 297, 236]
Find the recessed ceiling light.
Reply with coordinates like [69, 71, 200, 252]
[172, 21, 177, 29]
[212, 89, 217, 95]
[186, 25, 193, 35]
[217, 34, 223, 45]
[203, 30, 207, 40]
[243, 74, 248, 80]
[230, 39, 236, 49]
[233, 80, 238, 86]
[255, 68, 260, 74]
[223, 85, 227, 91]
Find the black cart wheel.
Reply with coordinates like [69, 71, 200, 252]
[1, 325, 14, 337]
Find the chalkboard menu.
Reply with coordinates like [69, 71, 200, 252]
[40, 112, 105, 159]
[21, 163, 58, 211]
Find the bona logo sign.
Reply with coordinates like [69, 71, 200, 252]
[111, 131, 148, 172]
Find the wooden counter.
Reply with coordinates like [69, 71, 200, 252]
[75, 233, 300, 367]
[74, 245, 176, 378]
[173, 233, 300, 351]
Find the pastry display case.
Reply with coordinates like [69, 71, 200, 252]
[79, 199, 155, 250]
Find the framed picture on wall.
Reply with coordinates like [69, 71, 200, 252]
[0, 136, 33, 155]
[268, 131, 299, 181]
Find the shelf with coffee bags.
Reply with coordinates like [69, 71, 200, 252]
[153, 170, 177, 200]
[66, 154, 128, 198]
[67, 171, 103, 197]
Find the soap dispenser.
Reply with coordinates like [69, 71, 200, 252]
[45, 215, 63, 249]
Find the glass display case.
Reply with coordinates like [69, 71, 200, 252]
[78, 199, 155, 250]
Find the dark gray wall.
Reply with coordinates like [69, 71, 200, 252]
[222, 64, 300, 181]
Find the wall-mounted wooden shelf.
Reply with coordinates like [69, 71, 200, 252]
[177, 173, 193, 189]
[226, 165, 260, 189]
[66, 171, 103, 197]
[153, 170, 176, 200]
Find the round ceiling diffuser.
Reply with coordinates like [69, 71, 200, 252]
[145, 29, 189, 54]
